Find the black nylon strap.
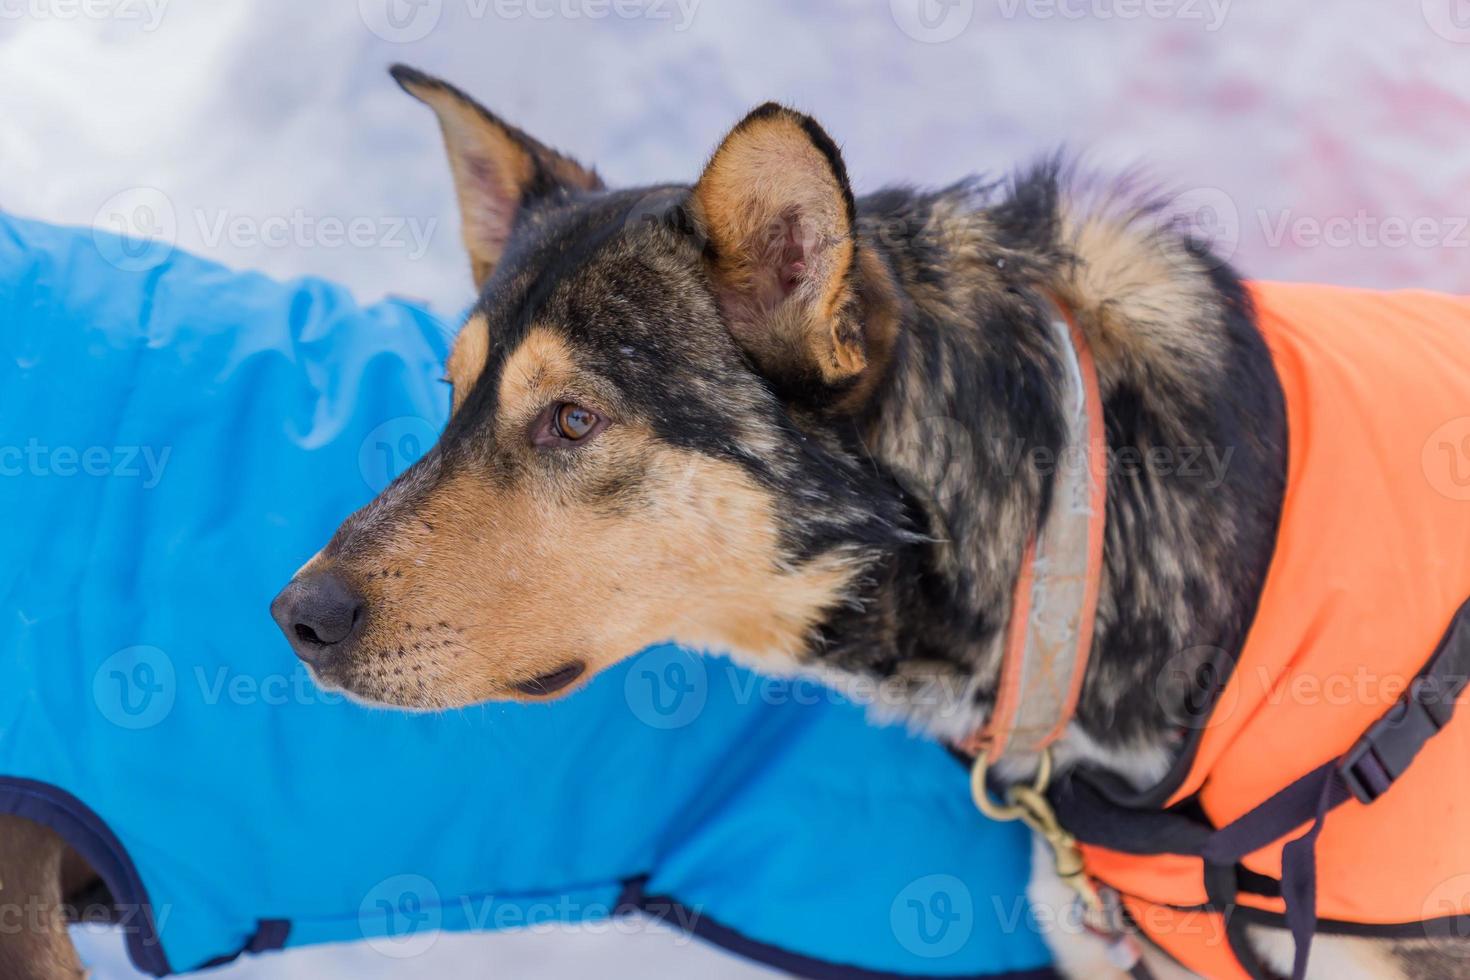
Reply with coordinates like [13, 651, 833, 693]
[1048, 771, 1212, 858]
[1050, 596, 1470, 980]
[1338, 596, 1470, 804]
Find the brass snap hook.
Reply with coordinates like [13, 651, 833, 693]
[969, 748, 1101, 912]
[969, 747, 1052, 821]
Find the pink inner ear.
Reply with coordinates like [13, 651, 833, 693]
[776, 213, 808, 296]
[735, 207, 820, 316]
[465, 155, 517, 257]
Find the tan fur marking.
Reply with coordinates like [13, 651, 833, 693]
[693, 110, 863, 384]
[0, 816, 87, 979]
[317, 326, 860, 707]
[496, 326, 580, 422]
[331, 441, 857, 707]
[1055, 202, 1225, 388]
[446, 314, 491, 414]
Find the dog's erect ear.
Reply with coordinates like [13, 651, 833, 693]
[692, 103, 866, 389]
[391, 65, 602, 289]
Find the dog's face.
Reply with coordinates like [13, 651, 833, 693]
[270, 67, 906, 708]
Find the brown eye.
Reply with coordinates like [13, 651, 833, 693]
[554, 403, 599, 441]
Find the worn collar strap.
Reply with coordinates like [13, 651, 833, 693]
[959, 293, 1107, 763]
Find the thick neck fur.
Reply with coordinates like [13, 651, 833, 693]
[811, 167, 1287, 788]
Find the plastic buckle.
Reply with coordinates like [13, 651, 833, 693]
[1339, 677, 1448, 805]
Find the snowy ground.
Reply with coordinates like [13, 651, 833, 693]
[4, 1, 1470, 976]
[71, 916, 779, 979]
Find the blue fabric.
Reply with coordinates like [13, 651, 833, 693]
[0, 212, 1051, 978]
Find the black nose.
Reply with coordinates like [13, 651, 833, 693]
[270, 572, 363, 668]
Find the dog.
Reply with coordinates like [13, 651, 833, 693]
[7, 64, 1465, 978]
[262, 67, 1470, 979]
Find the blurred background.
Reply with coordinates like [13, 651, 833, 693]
[3, 0, 1468, 976]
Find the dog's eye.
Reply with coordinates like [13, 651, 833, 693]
[555, 404, 599, 440]
[533, 402, 604, 447]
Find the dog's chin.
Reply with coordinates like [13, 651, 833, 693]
[302, 660, 459, 712]
[304, 657, 592, 711]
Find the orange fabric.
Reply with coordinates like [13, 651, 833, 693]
[1122, 899, 1247, 980]
[1083, 282, 1470, 976]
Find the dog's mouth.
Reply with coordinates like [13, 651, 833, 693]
[512, 660, 587, 697]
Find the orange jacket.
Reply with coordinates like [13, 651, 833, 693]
[1067, 282, 1470, 979]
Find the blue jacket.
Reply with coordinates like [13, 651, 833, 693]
[0, 213, 1053, 978]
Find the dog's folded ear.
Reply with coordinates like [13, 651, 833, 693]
[391, 65, 602, 289]
[693, 104, 868, 392]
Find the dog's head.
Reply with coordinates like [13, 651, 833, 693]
[270, 67, 910, 708]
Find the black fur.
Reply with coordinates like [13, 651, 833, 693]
[411, 156, 1287, 764]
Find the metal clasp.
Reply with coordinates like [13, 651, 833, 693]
[971, 748, 1101, 912]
